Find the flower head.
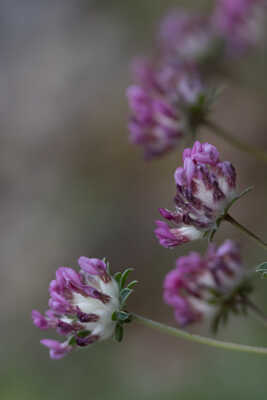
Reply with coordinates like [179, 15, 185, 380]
[213, 0, 266, 53]
[164, 240, 246, 327]
[32, 257, 135, 359]
[155, 141, 236, 248]
[127, 59, 207, 159]
[159, 9, 215, 63]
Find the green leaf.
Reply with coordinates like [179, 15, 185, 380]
[256, 262, 267, 278]
[127, 280, 138, 289]
[77, 330, 91, 338]
[120, 268, 134, 289]
[68, 336, 77, 346]
[117, 311, 131, 322]
[114, 272, 122, 285]
[120, 288, 133, 306]
[114, 324, 124, 342]
[112, 311, 118, 321]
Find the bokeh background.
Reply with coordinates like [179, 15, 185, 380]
[1, 0, 267, 399]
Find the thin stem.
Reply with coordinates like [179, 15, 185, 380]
[246, 299, 267, 328]
[133, 313, 267, 356]
[225, 214, 267, 250]
[205, 120, 267, 164]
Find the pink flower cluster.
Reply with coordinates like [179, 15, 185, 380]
[127, 1, 265, 158]
[155, 141, 236, 248]
[164, 240, 243, 326]
[32, 257, 120, 359]
[127, 60, 203, 158]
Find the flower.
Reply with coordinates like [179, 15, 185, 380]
[127, 59, 206, 159]
[32, 257, 120, 359]
[163, 240, 244, 327]
[155, 141, 236, 248]
[159, 9, 215, 63]
[212, 0, 266, 53]
[127, 84, 184, 159]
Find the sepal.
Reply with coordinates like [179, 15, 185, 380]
[112, 268, 137, 342]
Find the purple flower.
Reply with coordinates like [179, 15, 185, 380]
[127, 59, 205, 159]
[32, 257, 120, 359]
[40, 339, 72, 360]
[159, 9, 215, 63]
[155, 141, 236, 248]
[163, 240, 243, 326]
[127, 83, 184, 159]
[213, 0, 265, 53]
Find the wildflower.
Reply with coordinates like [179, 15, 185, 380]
[163, 240, 249, 328]
[127, 59, 207, 159]
[32, 258, 135, 359]
[155, 141, 236, 248]
[158, 9, 215, 63]
[213, 0, 266, 53]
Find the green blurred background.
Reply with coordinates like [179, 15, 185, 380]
[1, 0, 267, 398]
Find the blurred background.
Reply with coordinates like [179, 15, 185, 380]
[1, 0, 267, 399]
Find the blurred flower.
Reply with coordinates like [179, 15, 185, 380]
[155, 141, 236, 247]
[213, 0, 266, 53]
[32, 257, 121, 359]
[163, 240, 247, 327]
[158, 9, 216, 63]
[127, 59, 207, 159]
[127, 3, 267, 159]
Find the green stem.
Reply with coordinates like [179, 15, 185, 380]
[205, 120, 267, 164]
[225, 214, 267, 250]
[133, 314, 267, 356]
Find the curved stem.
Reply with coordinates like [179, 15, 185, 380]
[133, 313, 267, 356]
[225, 214, 267, 250]
[246, 299, 267, 328]
[205, 120, 267, 164]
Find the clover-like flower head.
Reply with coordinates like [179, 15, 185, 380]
[213, 0, 265, 53]
[155, 141, 236, 248]
[164, 240, 246, 328]
[32, 258, 136, 359]
[127, 59, 206, 159]
[159, 9, 215, 63]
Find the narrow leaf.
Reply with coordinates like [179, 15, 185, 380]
[112, 311, 118, 321]
[127, 280, 138, 289]
[120, 288, 133, 306]
[256, 262, 267, 278]
[114, 272, 122, 285]
[68, 336, 76, 346]
[115, 324, 124, 342]
[120, 268, 134, 289]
